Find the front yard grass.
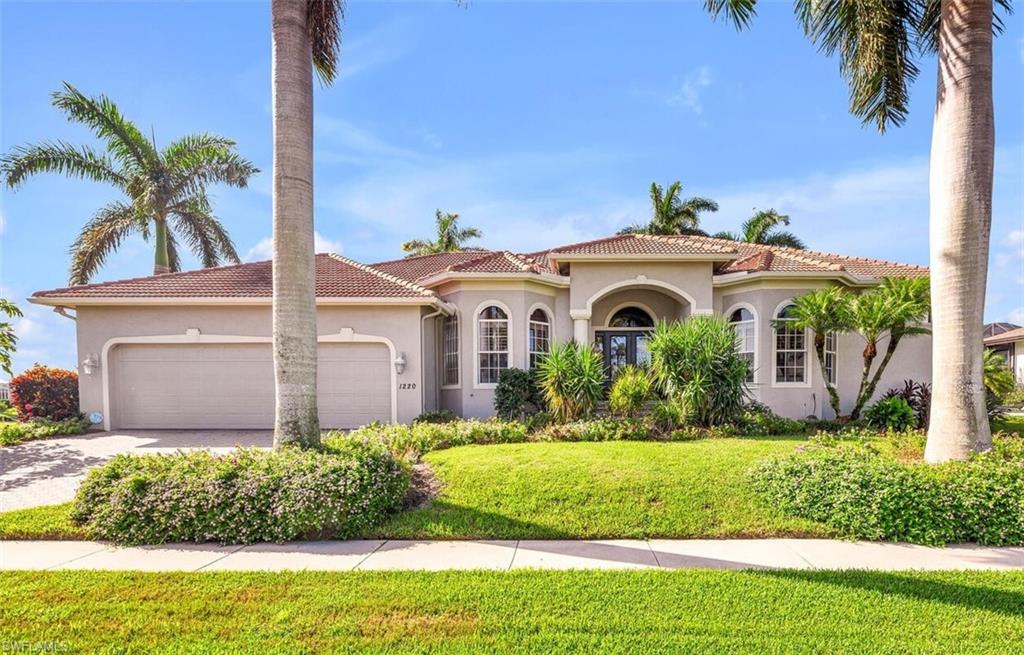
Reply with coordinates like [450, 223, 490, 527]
[2, 569, 1023, 653]
[374, 437, 830, 539]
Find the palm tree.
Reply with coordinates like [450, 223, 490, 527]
[619, 181, 718, 236]
[0, 84, 257, 284]
[713, 209, 806, 249]
[779, 287, 852, 418]
[270, 0, 343, 448]
[705, 0, 1011, 461]
[401, 210, 483, 256]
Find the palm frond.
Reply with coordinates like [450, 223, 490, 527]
[761, 231, 806, 249]
[0, 141, 127, 190]
[165, 135, 259, 200]
[309, 0, 344, 85]
[50, 82, 156, 170]
[165, 227, 182, 273]
[401, 239, 435, 256]
[704, 0, 758, 30]
[712, 231, 740, 241]
[68, 202, 144, 284]
[169, 196, 240, 268]
[918, 0, 1013, 53]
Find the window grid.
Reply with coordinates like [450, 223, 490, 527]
[730, 308, 756, 383]
[774, 306, 806, 384]
[824, 330, 838, 385]
[528, 309, 550, 369]
[478, 306, 509, 385]
[442, 315, 459, 387]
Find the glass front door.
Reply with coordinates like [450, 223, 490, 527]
[594, 330, 652, 380]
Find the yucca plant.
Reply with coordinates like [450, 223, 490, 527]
[536, 342, 605, 423]
[648, 315, 749, 427]
[608, 365, 653, 418]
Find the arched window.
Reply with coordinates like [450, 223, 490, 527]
[528, 308, 551, 369]
[608, 306, 654, 328]
[729, 307, 756, 383]
[774, 304, 807, 384]
[441, 314, 459, 387]
[477, 305, 510, 385]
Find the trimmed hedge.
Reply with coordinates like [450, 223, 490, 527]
[751, 436, 1024, 546]
[344, 419, 529, 459]
[72, 442, 409, 545]
[0, 417, 91, 446]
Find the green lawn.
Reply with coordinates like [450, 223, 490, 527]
[375, 437, 830, 539]
[0, 503, 85, 540]
[2, 569, 1022, 653]
[994, 414, 1024, 434]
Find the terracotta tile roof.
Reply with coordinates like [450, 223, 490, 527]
[372, 251, 495, 282]
[985, 326, 1024, 346]
[713, 237, 928, 278]
[548, 233, 739, 257]
[33, 253, 435, 300]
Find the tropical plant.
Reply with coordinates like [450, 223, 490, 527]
[648, 315, 749, 427]
[881, 380, 932, 430]
[0, 299, 22, 377]
[619, 181, 718, 236]
[608, 365, 652, 418]
[494, 368, 543, 421]
[865, 397, 917, 431]
[270, 0, 343, 448]
[401, 210, 483, 256]
[0, 84, 257, 284]
[983, 349, 1016, 420]
[9, 365, 80, 421]
[536, 342, 605, 423]
[712, 209, 805, 249]
[704, 1, 1012, 462]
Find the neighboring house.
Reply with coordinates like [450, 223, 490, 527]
[0, 381, 9, 403]
[30, 234, 931, 430]
[984, 322, 1021, 338]
[985, 326, 1024, 383]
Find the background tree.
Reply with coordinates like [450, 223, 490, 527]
[619, 181, 718, 236]
[0, 300, 22, 378]
[705, 0, 1012, 461]
[401, 210, 482, 256]
[270, 0, 343, 448]
[0, 83, 258, 284]
[713, 209, 806, 249]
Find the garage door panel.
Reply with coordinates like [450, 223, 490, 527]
[112, 342, 392, 429]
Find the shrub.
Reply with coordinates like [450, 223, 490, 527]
[533, 417, 649, 442]
[880, 380, 932, 429]
[1004, 386, 1024, 409]
[648, 315, 748, 426]
[413, 409, 458, 424]
[9, 365, 79, 421]
[751, 436, 1024, 546]
[0, 422, 31, 446]
[494, 368, 543, 420]
[0, 416, 90, 446]
[865, 397, 917, 431]
[72, 442, 409, 545]
[738, 402, 806, 436]
[608, 366, 652, 418]
[536, 342, 605, 422]
[649, 400, 685, 433]
[344, 419, 529, 459]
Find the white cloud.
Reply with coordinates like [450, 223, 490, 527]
[1008, 229, 1024, 246]
[667, 66, 713, 114]
[245, 231, 344, 261]
[315, 114, 423, 166]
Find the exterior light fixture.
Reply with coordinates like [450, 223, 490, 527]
[81, 353, 100, 376]
[394, 352, 407, 375]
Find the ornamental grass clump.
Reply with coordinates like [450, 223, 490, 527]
[536, 342, 605, 423]
[648, 315, 749, 426]
[608, 365, 652, 418]
[72, 442, 409, 545]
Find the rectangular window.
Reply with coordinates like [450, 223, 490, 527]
[734, 321, 755, 383]
[442, 315, 459, 387]
[824, 331, 837, 385]
[478, 315, 509, 385]
[528, 320, 550, 369]
[775, 322, 806, 384]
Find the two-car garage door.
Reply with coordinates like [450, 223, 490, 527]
[110, 342, 392, 429]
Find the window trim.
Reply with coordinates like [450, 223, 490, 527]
[441, 311, 461, 389]
[527, 303, 553, 370]
[725, 302, 758, 385]
[824, 330, 838, 386]
[771, 299, 811, 388]
[473, 300, 512, 389]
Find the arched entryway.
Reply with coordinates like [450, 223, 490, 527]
[594, 305, 656, 378]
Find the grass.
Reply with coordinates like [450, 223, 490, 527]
[0, 503, 85, 540]
[993, 414, 1024, 434]
[2, 569, 1023, 653]
[374, 437, 831, 539]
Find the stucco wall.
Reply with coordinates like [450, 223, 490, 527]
[74, 304, 425, 426]
[568, 261, 715, 313]
[591, 288, 687, 328]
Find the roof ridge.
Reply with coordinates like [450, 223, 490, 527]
[548, 233, 636, 253]
[773, 249, 845, 271]
[32, 258, 271, 297]
[644, 233, 738, 253]
[325, 253, 434, 296]
[446, 250, 507, 272]
[501, 251, 534, 272]
[371, 249, 494, 267]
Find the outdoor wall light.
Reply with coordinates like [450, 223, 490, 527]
[81, 353, 100, 376]
[394, 352, 407, 375]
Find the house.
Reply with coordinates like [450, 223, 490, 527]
[30, 233, 931, 430]
[985, 326, 1024, 383]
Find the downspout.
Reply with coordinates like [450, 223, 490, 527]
[420, 301, 454, 413]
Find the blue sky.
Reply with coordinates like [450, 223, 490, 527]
[1, 1, 1021, 374]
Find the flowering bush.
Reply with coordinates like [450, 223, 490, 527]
[751, 436, 1024, 546]
[72, 442, 409, 545]
[9, 365, 79, 421]
[343, 419, 529, 460]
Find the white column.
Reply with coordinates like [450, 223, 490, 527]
[570, 309, 591, 344]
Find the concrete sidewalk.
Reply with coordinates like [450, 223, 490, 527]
[3, 538, 1024, 572]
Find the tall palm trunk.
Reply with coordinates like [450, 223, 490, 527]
[153, 215, 170, 275]
[271, 0, 320, 447]
[924, 0, 994, 463]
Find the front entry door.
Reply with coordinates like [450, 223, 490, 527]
[594, 330, 652, 379]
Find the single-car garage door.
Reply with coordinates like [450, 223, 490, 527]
[110, 342, 392, 429]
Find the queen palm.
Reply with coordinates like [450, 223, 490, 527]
[619, 181, 718, 236]
[0, 83, 257, 285]
[271, 0, 343, 448]
[706, 0, 1011, 461]
[401, 210, 483, 256]
[713, 209, 806, 249]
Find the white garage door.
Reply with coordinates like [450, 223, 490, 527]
[111, 342, 392, 429]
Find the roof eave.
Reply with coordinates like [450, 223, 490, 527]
[549, 253, 737, 264]
[29, 295, 444, 308]
[417, 271, 571, 288]
[712, 270, 876, 288]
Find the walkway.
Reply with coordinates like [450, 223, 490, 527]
[4, 538, 1023, 571]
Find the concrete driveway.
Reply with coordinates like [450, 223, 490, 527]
[0, 430, 272, 512]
